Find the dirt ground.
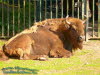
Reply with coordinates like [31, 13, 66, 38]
[83, 40, 100, 50]
[82, 40, 100, 61]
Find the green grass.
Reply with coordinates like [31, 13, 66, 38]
[0, 40, 100, 75]
[0, 40, 5, 49]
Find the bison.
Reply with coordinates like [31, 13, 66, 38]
[0, 27, 72, 60]
[0, 17, 85, 60]
[34, 17, 86, 51]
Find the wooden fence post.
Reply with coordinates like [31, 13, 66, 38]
[98, 0, 100, 37]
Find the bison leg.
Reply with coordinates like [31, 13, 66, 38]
[22, 54, 48, 61]
[37, 55, 48, 61]
[14, 48, 29, 60]
[0, 50, 9, 61]
[50, 48, 72, 58]
[16, 48, 24, 60]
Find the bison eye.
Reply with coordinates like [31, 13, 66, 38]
[71, 28, 77, 32]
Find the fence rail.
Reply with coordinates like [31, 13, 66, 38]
[0, 0, 100, 40]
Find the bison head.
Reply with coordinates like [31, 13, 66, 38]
[65, 17, 86, 50]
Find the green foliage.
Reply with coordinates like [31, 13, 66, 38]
[0, 1, 34, 36]
[0, 40, 5, 47]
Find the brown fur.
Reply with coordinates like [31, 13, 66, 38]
[1, 27, 72, 60]
[0, 17, 85, 60]
[0, 50, 8, 61]
[34, 17, 85, 50]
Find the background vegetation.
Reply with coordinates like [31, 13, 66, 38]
[0, 0, 62, 37]
[0, 0, 34, 36]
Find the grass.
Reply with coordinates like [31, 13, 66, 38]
[0, 40, 100, 75]
[0, 40, 5, 49]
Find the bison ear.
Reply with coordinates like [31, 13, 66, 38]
[82, 15, 87, 24]
[72, 25, 77, 30]
[65, 24, 70, 29]
[65, 20, 71, 29]
[82, 20, 86, 24]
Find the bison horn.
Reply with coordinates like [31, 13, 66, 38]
[66, 15, 71, 25]
[66, 20, 71, 25]
[82, 15, 87, 24]
[66, 15, 69, 18]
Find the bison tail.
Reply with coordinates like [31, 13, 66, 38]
[0, 45, 9, 61]
[2, 44, 6, 52]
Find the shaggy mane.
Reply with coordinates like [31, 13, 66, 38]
[33, 18, 85, 50]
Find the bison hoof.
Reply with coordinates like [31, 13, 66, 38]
[38, 55, 48, 61]
[39, 57, 47, 61]
[20, 57, 24, 60]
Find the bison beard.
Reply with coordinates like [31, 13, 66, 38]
[0, 17, 85, 60]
